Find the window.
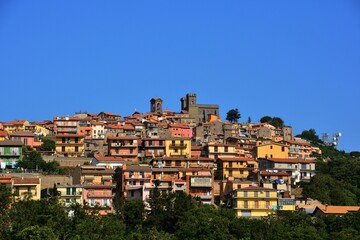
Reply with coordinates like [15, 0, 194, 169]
[266, 191, 270, 198]
[229, 170, 232, 177]
[90, 199, 95, 207]
[139, 171, 144, 178]
[66, 198, 70, 203]
[255, 200, 259, 208]
[75, 137, 78, 143]
[72, 187, 76, 195]
[270, 145, 273, 149]
[148, 140, 152, 146]
[131, 191, 134, 197]
[281, 146, 285, 152]
[129, 171, 134, 178]
[159, 140, 163, 146]
[228, 162, 232, 168]
[24, 138, 28, 145]
[66, 187, 70, 195]
[244, 191, 248, 197]
[214, 146, 218, 152]
[254, 191, 258, 197]
[244, 200, 248, 208]
[140, 181, 144, 186]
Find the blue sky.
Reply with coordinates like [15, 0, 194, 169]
[0, 1, 359, 152]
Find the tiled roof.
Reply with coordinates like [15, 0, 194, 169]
[217, 157, 254, 161]
[260, 171, 290, 176]
[4, 120, 28, 125]
[107, 136, 139, 140]
[94, 155, 124, 162]
[0, 140, 23, 146]
[10, 131, 35, 137]
[267, 158, 316, 163]
[316, 205, 360, 214]
[0, 130, 8, 137]
[13, 177, 40, 184]
[187, 157, 214, 161]
[100, 112, 120, 117]
[238, 186, 277, 191]
[56, 134, 85, 137]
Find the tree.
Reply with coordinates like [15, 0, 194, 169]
[226, 108, 241, 123]
[260, 116, 272, 123]
[37, 138, 55, 152]
[247, 116, 251, 123]
[269, 117, 284, 128]
[296, 128, 320, 143]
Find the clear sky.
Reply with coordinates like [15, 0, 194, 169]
[0, 1, 359, 152]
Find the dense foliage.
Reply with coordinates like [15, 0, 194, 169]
[1, 188, 360, 240]
[17, 151, 61, 174]
[226, 108, 241, 123]
[259, 116, 284, 128]
[298, 129, 360, 205]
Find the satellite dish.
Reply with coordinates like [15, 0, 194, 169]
[338, 132, 342, 137]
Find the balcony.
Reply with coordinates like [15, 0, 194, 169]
[112, 152, 138, 156]
[110, 142, 138, 148]
[87, 192, 113, 198]
[234, 204, 278, 210]
[169, 143, 187, 149]
[127, 174, 151, 179]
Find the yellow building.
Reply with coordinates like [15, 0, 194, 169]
[165, 138, 191, 157]
[217, 157, 257, 180]
[207, 143, 238, 159]
[55, 134, 85, 157]
[254, 142, 289, 159]
[3, 120, 30, 134]
[13, 177, 41, 200]
[234, 186, 278, 217]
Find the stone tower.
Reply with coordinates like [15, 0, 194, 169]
[150, 98, 163, 114]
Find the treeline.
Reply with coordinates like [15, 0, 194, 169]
[298, 129, 360, 205]
[1, 186, 360, 240]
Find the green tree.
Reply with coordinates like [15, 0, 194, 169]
[260, 116, 272, 123]
[269, 117, 284, 128]
[296, 128, 320, 143]
[226, 108, 241, 123]
[37, 138, 55, 151]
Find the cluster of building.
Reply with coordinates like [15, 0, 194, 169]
[2, 93, 356, 218]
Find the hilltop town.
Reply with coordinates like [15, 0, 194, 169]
[0, 92, 359, 222]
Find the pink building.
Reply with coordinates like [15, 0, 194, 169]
[9, 131, 43, 149]
[169, 124, 193, 138]
[107, 136, 139, 162]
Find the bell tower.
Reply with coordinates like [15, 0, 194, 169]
[150, 98, 163, 114]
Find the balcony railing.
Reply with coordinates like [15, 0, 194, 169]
[234, 204, 278, 210]
[110, 142, 138, 148]
[87, 192, 113, 198]
[169, 143, 187, 149]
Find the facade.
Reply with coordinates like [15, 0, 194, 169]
[91, 121, 105, 139]
[13, 177, 41, 200]
[55, 134, 85, 157]
[206, 143, 238, 160]
[72, 165, 115, 215]
[234, 186, 278, 217]
[58, 185, 84, 208]
[53, 116, 79, 135]
[217, 157, 257, 180]
[0, 140, 23, 168]
[0, 130, 8, 141]
[9, 131, 43, 149]
[142, 138, 166, 159]
[253, 143, 289, 159]
[3, 120, 30, 133]
[91, 155, 125, 169]
[258, 158, 316, 184]
[165, 138, 191, 158]
[121, 165, 152, 201]
[107, 136, 139, 162]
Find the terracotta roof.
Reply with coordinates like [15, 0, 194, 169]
[54, 117, 79, 121]
[284, 140, 311, 146]
[91, 121, 105, 125]
[151, 168, 179, 173]
[94, 155, 124, 162]
[217, 157, 254, 162]
[0, 140, 23, 146]
[56, 134, 85, 137]
[125, 165, 152, 172]
[0, 130, 8, 137]
[13, 177, 40, 184]
[267, 158, 316, 163]
[238, 186, 277, 191]
[107, 136, 139, 140]
[260, 171, 290, 176]
[10, 131, 35, 137]
[187, 157, 214, 161]
[315, 205, 360, 214]
[4, 120, 28, 125]
[99, 112, 120, 117]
